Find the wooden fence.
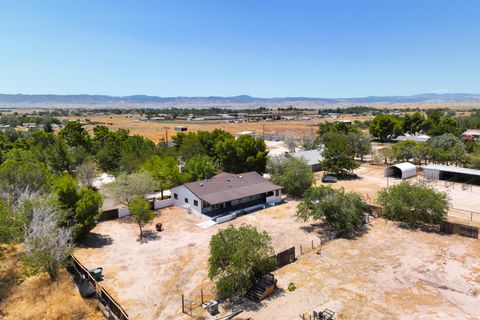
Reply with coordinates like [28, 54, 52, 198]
[70, 254, 129, 320]
[272, 246, 296, 268]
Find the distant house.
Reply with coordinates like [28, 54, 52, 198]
[462, 129, 480, 141]
[175, 126, 188, 131]
[395, 134, 430, 143]
[171, 172, 282, 220]
[287, 149, 324, 172]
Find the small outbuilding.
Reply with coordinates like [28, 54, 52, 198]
[175, 126, 188, 131]
[384, 162, 417, 179]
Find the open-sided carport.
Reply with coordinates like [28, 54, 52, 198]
[384, 162, 417, 179]
[423, 164, 480, 185]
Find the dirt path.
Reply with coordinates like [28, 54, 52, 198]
[243, 219, 480, 320]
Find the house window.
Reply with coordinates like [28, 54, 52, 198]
[194, 200, 198, 206]
[275, 190, 279, 196]
[174, 193, 178, 200]
[184, 198, 189, 203]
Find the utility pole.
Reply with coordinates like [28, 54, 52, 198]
[162, 126, 170, 144]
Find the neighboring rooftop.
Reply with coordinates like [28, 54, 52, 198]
[395, 134, 430, 143]
[288, 149, 324, 166]
[463, 129, 480, 136]
[183, 171, 282, 205]
[423, 164, 480, 176]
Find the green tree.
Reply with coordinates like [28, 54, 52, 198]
[377, 181, 448, 228]
[321, 133, 359, 174]
[427, 133, 465, 165]
[46, 138, 72, 173]
[268, 156, 313, 196]
[403, 112, 426, 134]
[392, 140, 417, 162]
[215, 134, 269, 173]
[0, 160, 51, 193]
[427, 116, 461, 137]
[75, 160, 98, 188]
[0, 201, 23, 258]
[53, 173, 80, 209]
[59, 121, 90, 149]
[73, 187, 103, 238]
[119, 135, 156, 173]
[105, 172, 158, 205]
[369, 114, 403, 142]
[208, 225, 276, 299]
[348, 132, 371, 162]
[297, 186, 367, 234]
[128, 196, 155, 237]
[183, 155, 219, 181]
[141, 155, 182, 198]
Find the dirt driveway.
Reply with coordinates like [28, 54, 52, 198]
[74, 201, 319, 319]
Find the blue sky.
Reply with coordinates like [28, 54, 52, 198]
[1, 0, 479, 97]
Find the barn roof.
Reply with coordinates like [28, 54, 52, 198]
[423, 164, 480, 177]
[385, 162, 417, 179]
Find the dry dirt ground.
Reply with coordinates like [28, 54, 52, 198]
[74, 201, 319, 320]
[75, 199, 480, 320]
[59, 114, 368, 142]
[243, 219, 480, 320]
[0, 245, 103, 320]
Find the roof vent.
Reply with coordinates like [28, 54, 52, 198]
[227, 179, 230, 182]
[200, 182, 204, 186]
[238, 175, 243, 179]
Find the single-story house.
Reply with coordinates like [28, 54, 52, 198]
[287, 149, 324, 171]
[171, 171, 282, 219]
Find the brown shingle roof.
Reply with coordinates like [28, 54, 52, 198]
[184, 171, 282, 205]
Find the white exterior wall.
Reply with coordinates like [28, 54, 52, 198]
[154, 198, 174, 210]
[171, 185, 203, 215]
[118, 207, 130, 218]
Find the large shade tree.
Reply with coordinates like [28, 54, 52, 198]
[215, 134, 269, 174]
[321, 133, 359, 174]
[377, 181, 449, 228]
[105, 172, 158, 205]
[267, 156, 313, 197]
[297, 186, 367, 234]
[208, 225, 276, 299]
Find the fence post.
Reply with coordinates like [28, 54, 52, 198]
[201, 289, 204, 305]
[300, 244, 302, 255]
[182, 294, 185, 313]
[311, 240, 314, 249]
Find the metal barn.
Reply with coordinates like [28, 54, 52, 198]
[384, 162, 417, 179]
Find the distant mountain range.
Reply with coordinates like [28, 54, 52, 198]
[1, 93, 480, 108]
